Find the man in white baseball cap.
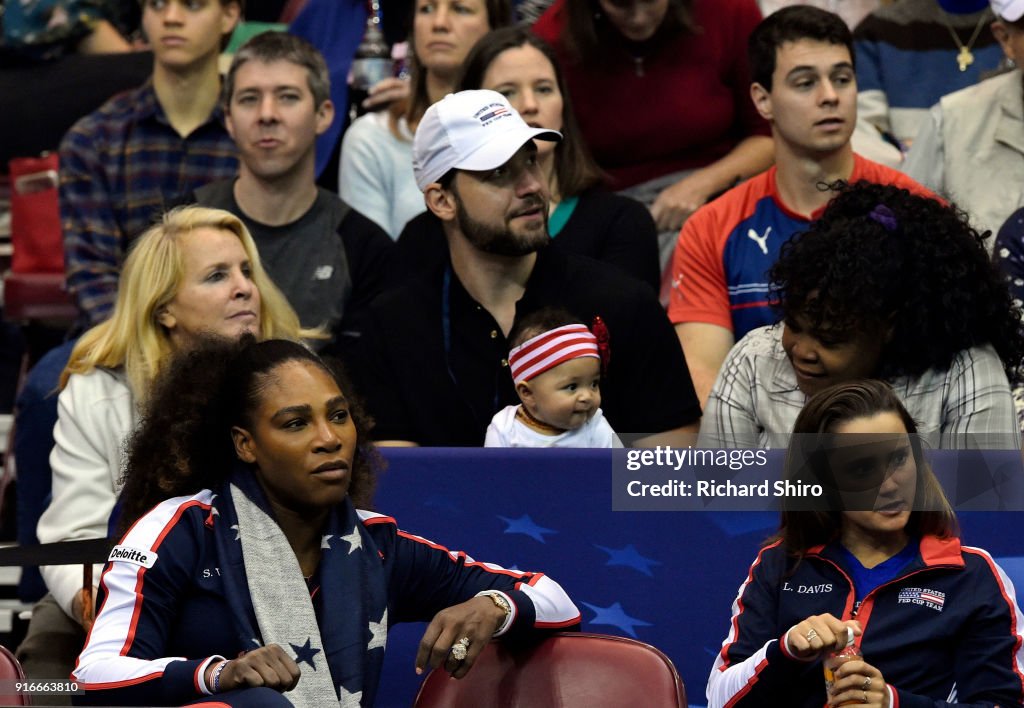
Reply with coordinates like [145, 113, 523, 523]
[341, 90, 702, 447]
[412, 89, 561, 257]
[412, 89, 561, 191]
[991, 0, 1024, 21]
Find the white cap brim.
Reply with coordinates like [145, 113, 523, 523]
[455, 126, 562, 173]
[416, 126, 561, 189]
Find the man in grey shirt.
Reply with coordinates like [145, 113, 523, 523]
[193, 31, 394, 349]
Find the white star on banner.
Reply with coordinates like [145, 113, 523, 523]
[230, 524, 240, 541]
[321, 534, 334, 549]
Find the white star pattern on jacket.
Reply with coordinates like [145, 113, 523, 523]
[340, 525, 363, 554]
[367, 608, 388, 652]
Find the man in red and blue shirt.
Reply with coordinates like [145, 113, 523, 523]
[668, 6, 930, 406]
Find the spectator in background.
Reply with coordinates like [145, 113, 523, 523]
[903, 0, 1024, 241]
[0, 0, 141, 62]
[532, 0, 773, 278]
[993, 206, 1024, 431]
[61, 0, 242, 327]
[670, 5, 928, 406]
[339, 0, 511, 238]
[757, 0, 880, 30]
[997, 208, 1024, 311]
[191, 32, 394, 350]
[287, 0, 415, 184]
[700, 182, 1023, 449]
[346, 90, 701, 446]
[851, 0, 1003, 166]
[708, 379, 1024, 707]
[396, 26, 660, 292]
[16, 207, 311, 690]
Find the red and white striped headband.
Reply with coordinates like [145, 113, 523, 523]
[508, 324, 600, 383]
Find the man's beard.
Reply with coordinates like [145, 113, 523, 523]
[455, 196, 550, 257]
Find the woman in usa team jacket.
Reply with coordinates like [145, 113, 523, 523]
[708, 380, 1024, 708]
[71, 338, 579, 706]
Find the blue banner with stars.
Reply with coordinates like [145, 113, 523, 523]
[372, 448, 1024, 708]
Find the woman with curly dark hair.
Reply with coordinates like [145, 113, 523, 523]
[700, 181, 1024, 449]
[73, 337, 579, 706]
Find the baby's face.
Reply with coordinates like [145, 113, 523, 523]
[522, 357, 601, 431]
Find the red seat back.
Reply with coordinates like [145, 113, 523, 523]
[414, 632, 686, 708]
[4, 155, 77, 323]
[0, 644, 29, 705]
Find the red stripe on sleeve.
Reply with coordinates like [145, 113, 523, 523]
[122, 501, 210, 656]
[723, 657, 770, 708]
[718, 541, 781, 670]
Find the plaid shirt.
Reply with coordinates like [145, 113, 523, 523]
[59, 81, 238, 324]
[699, 325, 1021, 450]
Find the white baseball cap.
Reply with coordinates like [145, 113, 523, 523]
[412, 89, 561, 191]
[992, 0, 1024, 22]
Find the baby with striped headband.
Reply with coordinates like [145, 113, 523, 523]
[485, 308, 620, 447]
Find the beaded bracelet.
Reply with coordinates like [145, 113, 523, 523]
[212, 660, 230, 693]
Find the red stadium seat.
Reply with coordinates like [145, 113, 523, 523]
[0, 644, 28, 705]
[413, 632, 687, 708]
[4, 156, 77, 326]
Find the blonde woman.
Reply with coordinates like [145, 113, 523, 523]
[18, 206, 316, 685]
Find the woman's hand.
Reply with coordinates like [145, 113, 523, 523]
[415, 595, 506, 679]
[208, 645, 301, 693]
[650, 169, 720, 232]
[362, 77, 410, 111]
[786, 613, 861, 660]
[71, 586, 96, 631]
[828, 658, 889, 708]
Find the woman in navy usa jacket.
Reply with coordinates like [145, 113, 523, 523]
[708, 380, 1024, 708]
[71, 338, 580, 706]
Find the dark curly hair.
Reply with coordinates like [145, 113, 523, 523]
[117, 337, 380, 535]
[770, 182, 1024, 384]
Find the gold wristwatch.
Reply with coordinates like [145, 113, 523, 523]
[477, 590, 512, 632]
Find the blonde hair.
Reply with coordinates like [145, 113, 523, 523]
[62, 206, 319, 401]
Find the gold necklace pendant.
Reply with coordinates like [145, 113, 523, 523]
[940, 8, 990, 73]
[957, 46, 974, 72]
